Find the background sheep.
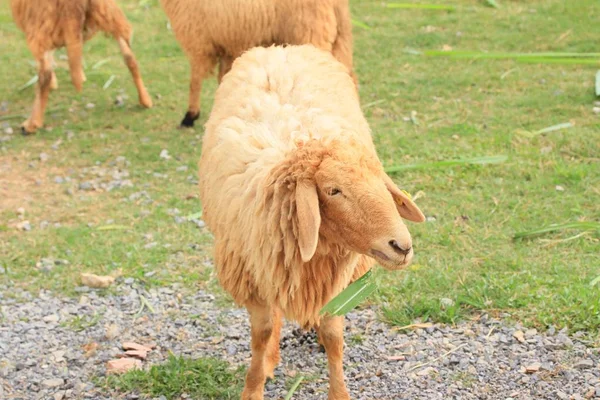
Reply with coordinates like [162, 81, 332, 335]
[160, 0, 355, 128]
[198, 45, 425, 400]
[10, 0, 152, 134]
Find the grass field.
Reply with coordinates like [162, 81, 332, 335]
[1, 0, 599, 345]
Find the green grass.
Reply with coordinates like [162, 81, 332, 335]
[103, 355, 245, 399]
[0, 0, 599, 354]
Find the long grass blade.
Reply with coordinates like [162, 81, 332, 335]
[284, 376, 304, 400]
[103, 75, 116, 90]
[92, 58, 111, 70]
[385, 155, 507, 173]
[352, 18, 371, 30]
[386, 3, 456, 10]
[424, 50, 600, 59]
[517, 122, 574, 138]
[19, 75, 38, 91]
[320, 270, 377, 316]
[516, 58, 600, 65]
[484, 0, 500, 8]
[596, 70, 600, 96]
[590, 275, 600, 287]
[514, 221, 600, 240]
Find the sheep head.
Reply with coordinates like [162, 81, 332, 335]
[294, 139, 425, 269]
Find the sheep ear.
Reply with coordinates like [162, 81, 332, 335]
[296, 181, 321, 262]
[383, 174, 426, 223]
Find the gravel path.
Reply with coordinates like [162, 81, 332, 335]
[1, 281, 599, 400]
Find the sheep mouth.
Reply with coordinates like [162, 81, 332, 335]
[370, 249, 410, 270]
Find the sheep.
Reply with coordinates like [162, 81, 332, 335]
[198, 44, 425, 400]
[10, 0, 153, 135]
[159, 0, 356, 128]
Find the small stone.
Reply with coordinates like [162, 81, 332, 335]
[42, 378, 64, 388]
[4, 126, 13, 135]
[525, 363, 541, 374]
[513, 330, 525, 343]
[16, 207, 25, 216]
[115, 95, 125, 107]
[54, 391, 65, 400]
[52, 350, 66, 363]
[159, 149, 171, 160]
[40, 152, 49, 162]
[555, 185, 565, 192]
[86, 103, 95, 109]
[106, 358, 142, 374]
[79, 181, 93, 191]
[17, 221, 32, 231]
[573, 360, 594, 370]
[54, 176, 65, 184]
[440, 298, 454, 308]
[105, 324, 120, 340]
[593, 107, 600, 114]
[176, 165, 188, 172]
[43, 314, 59, 323]
[556, 391, 569, 400]
[524, 329, 538, 337]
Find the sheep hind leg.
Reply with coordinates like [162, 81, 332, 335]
[49, 51, 58, 90]
[241, 303, 273, 400]
[116, 37, 152, 108]
[217, 54, 233, 84]
[180, 56, 215, 128]
[22, 51, 53, 135]
[264, 307, 282, 380]
[317, 316, 350, 400]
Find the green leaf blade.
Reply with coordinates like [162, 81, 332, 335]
[385, 155, 507, 173]
[320, 270, 377, 316]
[596, 70, 600, 97]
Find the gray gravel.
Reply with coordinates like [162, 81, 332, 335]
[1, 281, 598, 400]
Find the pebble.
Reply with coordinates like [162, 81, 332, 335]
[41, 378, 64, 388]
[159, 149, 171, 160]
[573, 359, 594, 370]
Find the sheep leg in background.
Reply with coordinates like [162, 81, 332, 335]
[180, 55, 216, 127]
[241, 303, 273, 400]
[22, 51, 53, 135]
[117, 37, 153, 108]
[317, 316, 350, 400]
[49, 51, 58, 90]
[63, 16, 85, 92]
[217, 54, 234, 83]
[264, 307, 282, 380]
[331, 0, 357, 88]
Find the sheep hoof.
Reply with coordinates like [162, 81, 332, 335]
[179, 111, 200, 128]
[21, 120, 37, 135]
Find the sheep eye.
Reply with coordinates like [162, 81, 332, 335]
[328, 188, 342, 196]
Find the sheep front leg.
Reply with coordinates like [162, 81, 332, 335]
[117, 37, 153, 108]
[180, 55, 215, 128]
[317, 316, 350, 400]
[22, 51, 53, 135]
[242, 304, 273, 400]
[264, 307, 282, 380]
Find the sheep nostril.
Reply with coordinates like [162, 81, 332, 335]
[388, 240, 411, 255]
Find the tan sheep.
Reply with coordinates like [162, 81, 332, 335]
[10, 0, 153, 134]
[198, 45, 425, 400]
[160, 0, 355, 128]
